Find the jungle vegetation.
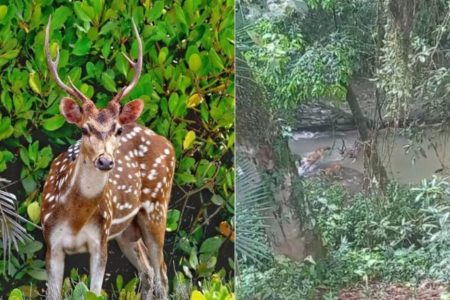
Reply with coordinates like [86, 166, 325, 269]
[237, 0, 450, 298]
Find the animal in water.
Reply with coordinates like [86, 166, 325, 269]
[297, 146, 332, 176]
[321, 163, 343, 177]
[41, 18, 174, 300]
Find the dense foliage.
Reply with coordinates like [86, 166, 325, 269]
[237, 0, 450, 298]
[238, 178, 450, 298]
[0, 0, 234, 298]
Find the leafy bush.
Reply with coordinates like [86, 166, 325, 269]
[307, 177, 450, 250]
[0, 0, 234, 295]
[238, 177, 450, 298]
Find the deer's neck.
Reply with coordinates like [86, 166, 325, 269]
[76, 156, 109, 199]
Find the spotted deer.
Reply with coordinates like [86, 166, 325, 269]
[41, 18, 175, 300]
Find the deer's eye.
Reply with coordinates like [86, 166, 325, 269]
[116, 127, 123, 136]
[81, 127, 89, 135]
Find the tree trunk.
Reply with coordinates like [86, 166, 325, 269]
[381, 0, 418, 123]
[236, 56, 325, 261]
[346, 85, 388, 191]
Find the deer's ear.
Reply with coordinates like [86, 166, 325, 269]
[60, 98, 83, 125]
[119, 99, 144, 124]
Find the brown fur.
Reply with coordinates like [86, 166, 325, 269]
[41, 116, 175, 299]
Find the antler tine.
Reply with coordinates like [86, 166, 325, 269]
[111, 19, 143, 103]
[45, 16, 90, 104]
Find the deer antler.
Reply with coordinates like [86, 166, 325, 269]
[110, 19, 143, 104]
[45, 16, 90, 104]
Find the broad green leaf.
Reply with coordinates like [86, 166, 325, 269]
[74, 2, 92, 22]
[116, 53, 128, 77]
[0, 5, 7, 20]
[166, 209, 181, 232]
[73, 37, 92, 56]
[188, 54, 202, 72]
[183, 130, 196, 150]
[200, 236, 223, 254]
[8, 288, 23, 300]
[29, 141, 39, 162]
[0, 117, 14, 141]
[187, 93, 203, 108]
[211, 194, 225, 206]
[148, 1, 164, 21]
[116, 275, 124, 292]
[190, 291, 206, 300]
[27, 268, 47, 281]
[86, 62, 96, 77]
[28, 72, 41, 94]
[1, 90, 12, 112]
[42, 115, 65, 131]
[51, 6, 71, 30]
[158, 47, 169, 64]
[72, 282, 89, 300]
[27, 201, 41, 223]
[209, 48, 224, 70]
[101, 73, 117, 92]
[168, 93, 179, 115]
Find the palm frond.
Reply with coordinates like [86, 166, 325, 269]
[236, 157, 273, 266]
[0, 178, 33, 270]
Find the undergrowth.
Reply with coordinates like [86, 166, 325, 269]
[237, 176, 450, 299]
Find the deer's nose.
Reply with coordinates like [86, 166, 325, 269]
[95, 155, 114, 171]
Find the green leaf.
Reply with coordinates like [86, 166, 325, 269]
[116, 275, 124, 291]
[73, 37, 92, 56]
[36, 146, 53, 169]
[209, 48, 224, 70]
[27, 201, 41, 223]
[211, 194, 225, 206]
[1, 90, 12, 112]
[158, 47, 169, 64]
[0, 116, 14, 141]
[42, 115, 65, 131]
[22, 175, 36, 194]
[51, 6, 71, 30]
[74, 2, 92, 23]
[101, 73, 117, 92]
[28, 72, 41, 94]
[20, 148, 30, 167]
[86, 62, 96, 77]
[166, 209, 181, 232]
[187, 93, 203, 108]
[183, 130, 196, 150]
[188, 54, 202, 73]
[191, 291, 206, 300]
[0, 5, 8, 21]
[27, 268, 47, 281]
[29, 141, 39, 162]
[124, 278, 139, 292]
[175, 4, 188, 33]
[200, 236, 223, 254]
[72, 282, 89, 300]
[148, 1, 164, 21]
[8, 288, 23, 300]
[116, 53, 128, 77]
[83, 291, 100, 300]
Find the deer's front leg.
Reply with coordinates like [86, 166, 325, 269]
[88, 232, 108, 295]
[45, 246, 65, 300]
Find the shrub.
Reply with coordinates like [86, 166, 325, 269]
[238, 177, 450, 298]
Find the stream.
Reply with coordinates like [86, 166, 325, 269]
[289, 127, 450, 185]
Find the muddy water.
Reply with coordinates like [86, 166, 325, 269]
[289, 127, 450, 184]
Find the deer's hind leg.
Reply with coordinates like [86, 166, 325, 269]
[136, 211, 168, 300]
[116, 224, 155, 299]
